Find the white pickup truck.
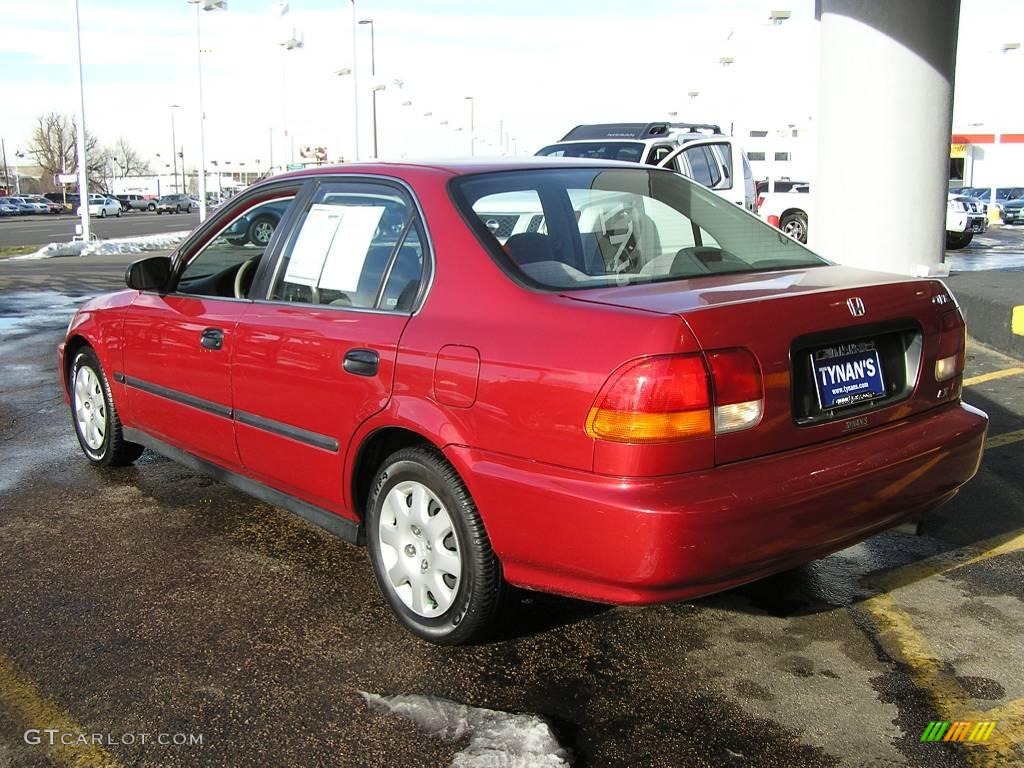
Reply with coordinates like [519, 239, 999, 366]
[757, 187, 988, 249]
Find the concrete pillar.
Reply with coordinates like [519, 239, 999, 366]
[811, 0, 960, 277]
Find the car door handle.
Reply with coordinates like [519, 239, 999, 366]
[343, 348, 379, 377]
[200, 328, 224, 350]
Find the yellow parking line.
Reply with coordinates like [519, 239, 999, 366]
[963, 367, 1024, 386]
[954, 531, 1024, 571]
[986, 429, 1024, 450]
[862, 595, 1021, 766]
[0, 652, 121, 768]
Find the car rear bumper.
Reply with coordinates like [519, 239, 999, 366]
[448, 401, 987, 605]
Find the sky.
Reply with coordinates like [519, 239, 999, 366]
[0, 0, 1021, 175]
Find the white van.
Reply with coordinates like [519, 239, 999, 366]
[536, 122, 756, 212]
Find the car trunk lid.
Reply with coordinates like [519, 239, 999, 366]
[566, 265, 959, 465]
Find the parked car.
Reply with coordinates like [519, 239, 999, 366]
[118, 194, 156, 212]
[156, 194, 194, 214]
[6, 196, 49, 215]
[757, 185, 813, 242]
[223, 199, 289, 247]
[998, 197, 1024, 225]
[945, 193, 988, 249]
[77, 197, 122, 218]
[59, 160, 987, 644]
[22, 194, 63, 214]
[536, 121, 756, 212]
[0, 199, 20, 216]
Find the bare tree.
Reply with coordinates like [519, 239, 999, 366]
[110, 137, 151, 177]
[26, 111, 106, 192]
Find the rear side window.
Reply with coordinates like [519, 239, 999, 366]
[270, 181, 424, 311]
[452, 168, 825, 291]
[682, 146, 721, 188]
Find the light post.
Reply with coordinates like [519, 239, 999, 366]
[72, 0, 91, 241]
[169, 104, 181, 193]
[358, 19, 378, 158]
[349, 0, 360, 160]
[278, 3, 303, 168]
[189, 0, 226, 222]
[464, 95, 475, 156]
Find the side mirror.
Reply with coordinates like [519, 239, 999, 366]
[125, 255, 172, 292]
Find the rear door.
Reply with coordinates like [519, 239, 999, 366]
[658, 138, 746, 208]
[232, 178, 428, 514]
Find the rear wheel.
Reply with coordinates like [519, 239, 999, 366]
[70, 348, 144, 467]
[780, 211, 808, 243]
[99, 208, 107, 218]
[246, 214, 277, 247]
[147, 202, 156, 211]
[946, 231, 973, 250]
[366, 446, 503, 644]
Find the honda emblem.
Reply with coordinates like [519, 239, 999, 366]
[847, 297, 866, 317]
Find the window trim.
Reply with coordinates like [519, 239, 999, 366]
[262, 174, 434, 316]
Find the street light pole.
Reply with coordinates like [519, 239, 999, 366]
[170, 104, 181, 194]
[359, 19, 377, 158]
[350, 0, 360, 160]
[72, 0, 91, 241]
[189, 0, 226, 223]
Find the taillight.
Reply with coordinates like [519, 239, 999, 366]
[706, 348, 764, 433]
[767, 214, 780, 228]
[586, 350, 763, 443]
[755, 195, 764, 212]
[935, 309, 966, 382]
[585, 354, 712, 443]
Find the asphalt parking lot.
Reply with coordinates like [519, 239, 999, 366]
[0, 212, 201, 248]
[0, 253, 1022, 767]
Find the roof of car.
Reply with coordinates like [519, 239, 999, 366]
[270, 156, 653, 182]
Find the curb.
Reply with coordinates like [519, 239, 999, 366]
[947, 271, 1024, 361]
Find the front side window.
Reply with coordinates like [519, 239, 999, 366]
[682, 145, 722, 188]
[177, 194, 297, 298]
[270, 181, 423, 311]
[453, 168, 826, 291]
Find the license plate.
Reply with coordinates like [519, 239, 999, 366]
[970, 222, 985, 233]
[812, 342, 886, 410]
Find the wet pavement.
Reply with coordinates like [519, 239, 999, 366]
[0, 253, 1022, 768]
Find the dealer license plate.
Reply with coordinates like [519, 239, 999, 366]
[812, 342, 886, 410]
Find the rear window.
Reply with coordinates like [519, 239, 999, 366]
[451, 168, 827, 291]
[536, 142, 645, 163]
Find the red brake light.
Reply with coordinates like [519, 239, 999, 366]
[935, 309, 966, 382]
[585, 354, 712, 443]
[586, 350, 764, 443]
[767, 214, 780, 228]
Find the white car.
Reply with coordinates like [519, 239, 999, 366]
[756, 185, 813, 243]
[945, 194, 987, 250]
[77, 197, 122, 218]
[536, 122, 756, 212]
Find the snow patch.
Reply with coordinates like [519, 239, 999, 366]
[14, 231, 191, 260]
[360, 691, 571, 768]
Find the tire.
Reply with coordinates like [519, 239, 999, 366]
[157, 210, 162, 215]
[779, 211, 808, 243]
[366, 446, 503, 645]
[116, 208, 122, 217]
[946, 231, 973, 250]
[99, 208, 107, 218]
[147, 202, 156, 211]
[246, 214, 278, 247]
[69, 348, 144, 467]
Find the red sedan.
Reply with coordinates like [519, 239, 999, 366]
[59, 160, 987, 644]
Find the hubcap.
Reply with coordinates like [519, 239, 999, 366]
[73, 366, 106, 451]
[378, 480, 461, 618]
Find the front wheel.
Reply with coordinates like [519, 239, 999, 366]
[779, 211, 808, 243]
[147, 202, 156, 211]
[946, 231, 973, 250]
[70, 348, 144, 467]
[366, 446, 503, 645]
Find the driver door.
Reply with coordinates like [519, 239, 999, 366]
[120, 188, 301, 469]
